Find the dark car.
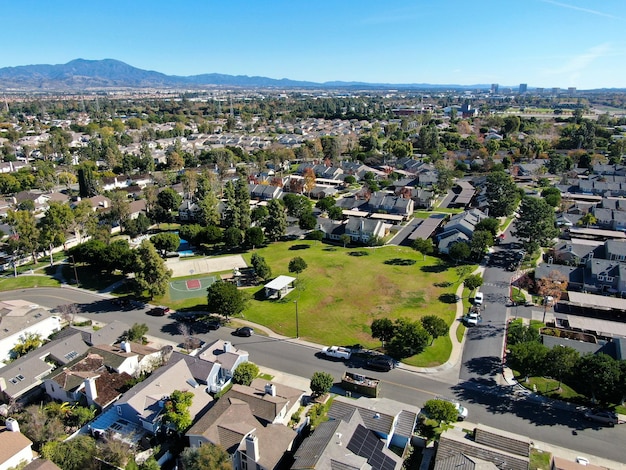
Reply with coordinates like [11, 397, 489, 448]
[584, 409, 619, 426]
[233, 327, 254, 337]
[147, 306, 170, 316]
[365, 357, 395, 372]
[207, 320, 221, 330]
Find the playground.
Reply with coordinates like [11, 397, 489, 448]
[169, 276, 218, 300]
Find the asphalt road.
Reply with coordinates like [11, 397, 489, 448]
[5, 286, 626, 463]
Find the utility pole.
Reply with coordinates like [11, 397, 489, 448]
[294, 300, 300, 339]
[71, 255, 80, 288]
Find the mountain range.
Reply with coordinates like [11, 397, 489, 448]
[0, 58, 489, 91]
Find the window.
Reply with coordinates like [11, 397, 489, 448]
[606, 276, 614, 282]
[117, 406, 122, 415]
[598, 275, 605, 281]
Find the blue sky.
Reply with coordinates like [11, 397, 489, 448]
[2, 0, 625, 89]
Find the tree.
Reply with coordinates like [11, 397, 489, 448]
[288, 256, 308, 276]
[163, 389, 194, 433]
[578, 212, 597, 227]
[543, 190, 562, 210]
[108, 191, 131, 229]
[507, 341, 548, 379]
[197, 191, 221, 226]
[41, 435, 98, 470]
[6, 209, 40, 264]
[251, 205, 269, 224]
[245, 226, 265, 249]
[232, 362, 260, 386]
[251, 253, 272, 281]
[150, 232, 180, 256]
[206, 280, 247, 319]
[308, 230, 324, 243]
[134, 240, 172, 299]
[39, 201, 74, 265]
[283, 193, 312, 218]
[323, 205, 341, 221]
[474, 217, 500, 236]
[310, 371, 334, 397]
[421, 316, 448, 345]
[507, 321, 540, 346]
[485, 171, 519, 217]
[298, 212, 317, 230]
[263, 199, 287, 241]
[411, 238, 434, 260]
[577, 353, 622, 404]
[320, 135, 341, 160]
[537, 270, 568, 321]
[545, 345, 579, 390]
[12, 332, 43, 358]
[340, 234, 351, 248]
[371, 318, 395, 347]
[422, 399, 458, 424]
[180, 443, 232, 470]
[470, 230, 493, 260]
[125, 323, 149, 342]
[223, 226, 244, 248]
[448, 242, 470, 264]
[316, 196, 336, 212]
[464, 274, 483, 291]
[387, 318, 431, 359]
[157, 187, 183, 213]
[513, 197, 558, 251]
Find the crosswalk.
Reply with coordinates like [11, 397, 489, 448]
[482, 282, 510, 288]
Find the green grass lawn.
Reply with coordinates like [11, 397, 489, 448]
[238, 242, 464, 366]
[0, 275, 61, 290]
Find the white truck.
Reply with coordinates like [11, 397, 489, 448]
[320, 346, 352, 360]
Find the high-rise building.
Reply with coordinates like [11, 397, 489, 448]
[519, 83, 528, 94]
[490, 83, 499, 94]
[568, 87, 576, 95]
[552, 87, 560, 95]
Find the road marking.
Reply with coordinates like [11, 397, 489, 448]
[378, 377, 440, 397]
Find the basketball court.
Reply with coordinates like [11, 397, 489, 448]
[169, 276, 217, 300]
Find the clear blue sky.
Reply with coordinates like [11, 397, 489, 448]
[2, 0, 625, 89]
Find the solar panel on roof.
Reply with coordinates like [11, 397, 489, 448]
[346, 424, 397, 470]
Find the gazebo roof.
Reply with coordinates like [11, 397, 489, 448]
[264, 275, 296, 291]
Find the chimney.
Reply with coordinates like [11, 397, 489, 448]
[223, 341, 232, 353]
[121, 341, 131, 353]
[84, 377, 98, 406]
[264, 383, 276, 397]
[6, 417, 20, 433]
[245, 434, 259, 462]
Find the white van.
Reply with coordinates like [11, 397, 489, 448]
[474, 291, 484, 305]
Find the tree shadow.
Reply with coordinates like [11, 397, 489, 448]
[384, 258, 417, 266]
[348, 250, 369, 257]
[421, 264, 448, 273]
[438, 293, 459, 304]
[323, 247, 338, 252]
[463, 355, 503, 378]
[434, 281, 453, 288]
[289, 244, 311, 251]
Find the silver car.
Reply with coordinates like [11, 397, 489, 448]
[584, 409, 619, 426]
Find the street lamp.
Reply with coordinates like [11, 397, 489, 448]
[71, 255, 80, 288]
[294, 299, 300, 339]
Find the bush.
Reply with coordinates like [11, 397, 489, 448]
[310, 371, 334, 397]
[232, 362, 259, 386]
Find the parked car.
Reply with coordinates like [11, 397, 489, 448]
[207, 320, 221, 330]
[474, 292, 483, 305]
[320, 346, 352, 360]
[464, 311, 480, 326]
[233, 327, 254, 337]
[584, 409, 619, 426]
[148, 306, 170, 316]
[364, 356, 395, 372]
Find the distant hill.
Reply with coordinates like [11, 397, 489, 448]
[0, 58, 488, 91]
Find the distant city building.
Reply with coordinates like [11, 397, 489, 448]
[536, 87, 544, 94]
[519, 83, 527, 94]
[568, 87, 576, 95]
[552, 87, 560, 95]
[490, 83, 499, 94]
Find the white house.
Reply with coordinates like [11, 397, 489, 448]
[0, 420, 33, 470]
[0, 300, 61, 363]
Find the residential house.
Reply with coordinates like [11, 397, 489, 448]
[534, 263, 584, 292]
[89, 358, 213, 437]
[249, 183, 283, 201]
[186, 382, 300, 470]
[317, 218, 347, 241]
[592, 207, 626, 231]
[549, 238, 603, 265]
[0, 419, 34, 470]
[128, 199, 147, 220]
[0, 329, 91, 404]
[583, 258, 626, 294]
[436, 209, 487, 254]
[23, 459, 62, 470]
[195, 339, 249, 393]
[0, 300, 62, 362]
[366, 191, 414, 218]
[178, 199, 201, 222]
[448, 181, 476, 209]
[434, 424, 531, 470]
[345, 217, 388, 243]
[605, 239, 626, 261]
[292, 396, 419, 470]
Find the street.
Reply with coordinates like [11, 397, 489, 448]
[4, 285, 626, 463]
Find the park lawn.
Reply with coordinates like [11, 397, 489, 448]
[241, 242, 462, 363]
[0, 275, 61, 291]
